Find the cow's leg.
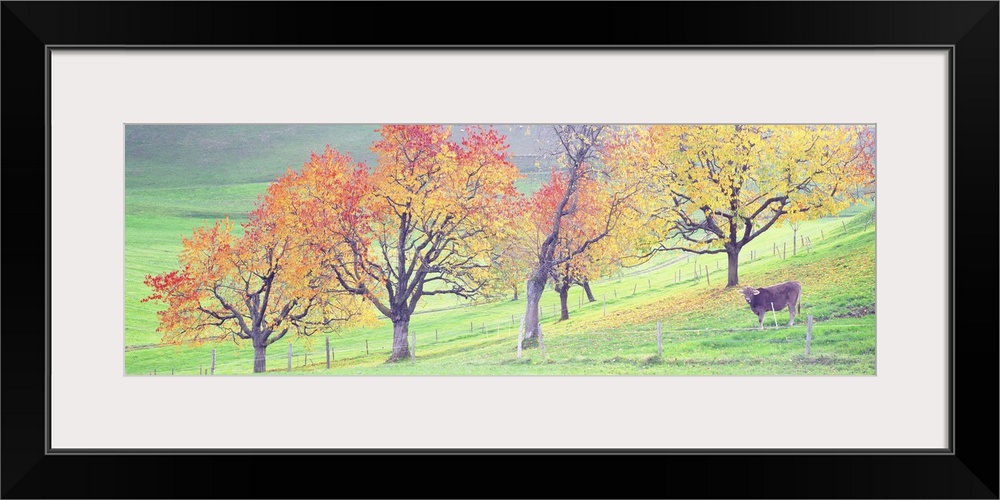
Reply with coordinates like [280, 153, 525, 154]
[758, 311, 765, 331]
[788, 301, 796, 326]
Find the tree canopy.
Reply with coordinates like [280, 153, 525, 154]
[607, 124, 875, 286]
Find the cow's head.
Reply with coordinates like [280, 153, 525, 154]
[736, 286, 760, 304]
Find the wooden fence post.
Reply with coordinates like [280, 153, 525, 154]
[614, 289, 617, 298]
[842, 220, 847, 234]
[171, 368, 174, 375]
[365, 339, 369, 356]
[436, 329, 439, 342]
[633, 283, 637, 295]
[657, 321, 662, 357]
[821, 229, 825, 240]
[603, 295, 606, 316]
[287, 343, 292, 372]
[647, 278, 651, 289]
[538, 322, 546, 360]
[805, 314, 813, 355]
[783, 242, 787, 260]
[470, 321, 473, 334]
[705, 265, 710, 286]
[211, 349, 216, 375]
[326, 335, 331, 369]
[517, 315, 525, 360]
[153, 368, 156, 375]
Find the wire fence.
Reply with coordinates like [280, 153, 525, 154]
[134, 317, 874, 375]
[131, 222, 874, 374]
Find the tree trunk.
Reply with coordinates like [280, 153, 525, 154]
[512, 285, 518, 301]
[388, 317, 410, 362]
[253, 343, 267, 373]
[727, 248, 739, 287]
[582, 281, 595, 302]
[523, 274, 546, 342]
[558, 286, 570, 321]
[793, 229, 797, 256]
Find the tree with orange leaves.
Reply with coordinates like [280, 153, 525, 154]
[521, 125, 647, 343]
[529, 171, 616, 321]
[143, 183, 370, 373]
[281, 125, 520, 362]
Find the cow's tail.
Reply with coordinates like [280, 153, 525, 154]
[797, 285, 802, 315]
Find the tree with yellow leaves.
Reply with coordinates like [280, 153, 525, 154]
[608, 124, 875, 287]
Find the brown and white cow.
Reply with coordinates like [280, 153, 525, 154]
[737, 281, 803, 331]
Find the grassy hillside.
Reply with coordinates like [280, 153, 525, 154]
[124, 124, 876, 375]
[126, 207, 875, 375]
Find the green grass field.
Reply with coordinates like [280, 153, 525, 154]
[124, 125, 876, 376]
[125, 201, 876, 375]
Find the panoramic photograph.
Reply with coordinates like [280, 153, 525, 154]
[125, 124, 876, 375]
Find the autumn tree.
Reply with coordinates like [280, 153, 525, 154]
[611, 124, 875, 287]
[486, 200, 532, 301]
[851, 125, 876, 191]
[529, 172, 615, 320]
[143, 183, 370, 373]
[851, 124, 877, 228]
[283, 126, 519, 362]
[522, 125, 646, 342]
[491, 244, 532, 301]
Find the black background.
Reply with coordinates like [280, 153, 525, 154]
[2, 2, 997, 498]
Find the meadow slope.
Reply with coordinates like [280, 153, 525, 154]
[124, 124, 876, 375]
[126, 202, 876, 375]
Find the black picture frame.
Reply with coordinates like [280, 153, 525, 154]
[2, 2, 996, 498]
